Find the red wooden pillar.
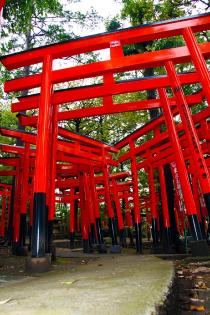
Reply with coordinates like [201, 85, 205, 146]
[6, 189, 11, 231]
[69, 188, 75, 248]
[19, 142, 30, 249]
[13, 166, 21, 244]
[190, 173, 202, 222]
[159, 165, 171, 248]
[83, 171, 96, 245]
[190, 171, 207, 238]
[124, 190, 134, 247]
[112, 179, 124, 231]
[46, 103, 58, 254]
[112, 179, 125, 245]
[165, 61, 210, 217]
[79, 172, 90, 253]
[147, 165, 159, 246]
[90, 168, 105, 248]
[31, 54, 53, 258]
[20, 143, 30, 214]
[182, 27, 210, 105]
[124, 191, 133, 228]
[103, 164, 118, 246]
[0, 195, 6, 237]
[129, 140, 142, 253]
[159, 87, 202, 240]
[170, 162, 185, 237]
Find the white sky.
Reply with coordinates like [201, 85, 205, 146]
[72, 0, 122, 19]
[65, 0, 127, 35]
[65, 0, 206, 37]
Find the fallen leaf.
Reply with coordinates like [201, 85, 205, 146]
[190, 305, 205, 311]
[0, 298, 12, 305]
[194, 281, 208, 289]
[192, 267, 210, 274]
[61, 280, 78, 285]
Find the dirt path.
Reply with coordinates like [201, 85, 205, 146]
[0, 251, 173, 315]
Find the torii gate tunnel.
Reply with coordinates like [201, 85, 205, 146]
[1, 12, 210, 267]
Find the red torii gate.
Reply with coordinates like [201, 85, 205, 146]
[1, 13, 210, 268]
[0, 126, 120, 253]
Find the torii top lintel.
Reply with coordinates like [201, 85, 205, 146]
[1, 13, 210, 70]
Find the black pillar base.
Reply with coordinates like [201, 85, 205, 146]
[97, 244, 107, 253]
[119, 229, 127, 247]
[190, 239, 209, 257]
[128, 228, 134, 247]
[51, 244, 56, 262]
[28, 225, 32, 251]
[188, 214, 203, 241]
[83, 239, 91, 253]
[204, 193, 210, 217]
[90, 223, 97, 245]
[19, 213, 27, 247]
[25, 256, 51, 273]
[152, 218, 159, 247]
[45, 220, 54, 254]
[135, 222, 143, 254]
[96, 218, 104, 245]
[31, 192, 47, 258]
[12, 242, 28, 256]
[108, 218, 118, 245]
[200, 221, 207, 239]
[70, 232, 75, 249]
[162, 227, 173, 253]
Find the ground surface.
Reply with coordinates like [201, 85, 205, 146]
[0, 250, 173, 315]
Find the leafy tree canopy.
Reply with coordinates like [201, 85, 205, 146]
[3, 0, 63, 33]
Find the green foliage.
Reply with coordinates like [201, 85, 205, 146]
[3, 0, 63, 33]
[121, 0, 155, 25]
[121, 0, 198, 25]
[105, 16, 122, 32]
[0, 110, 18, 145]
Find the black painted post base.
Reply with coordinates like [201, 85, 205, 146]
[162, 227, 173, 253]
[128, 228, 134, 247]
[31, 192, 47, 258]
[152, 218, 159, 247]
[46, 220, 54, 255]
[200, 221, 207, 239]
[25, 256, 51, 273]
[135, 222, 143, 254]
[83, 239, 91, 253]
[119, 229, 127, 247]
[90, 223, 97, 245]
[96, 218, 104, 244]
[108, 217, 118, 246]
[28, 225, 32, 252]
[51, 244, 56, 262]
[12, 242, 28, 256]
[190, 239, 209, 257]
[188, 214, 203, 241]
[97, 244, 107, 253]
[19, 213, 27, 247]
[70, 232, 75, 249]
[204, 193, 210, 217]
